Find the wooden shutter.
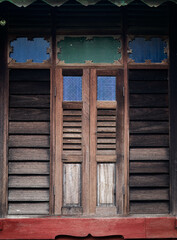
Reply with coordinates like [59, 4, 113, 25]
[8, 69, 50, 215]
[129, 69, 169, 214]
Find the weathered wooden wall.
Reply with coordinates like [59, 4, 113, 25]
[8, 69, 50, 215]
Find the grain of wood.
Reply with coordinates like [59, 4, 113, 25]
[9, 122, 50, 134]
[130, 189, 169, 201]
[130, 174, 169, 187]
[8, 189, 49, 201]
[130, 202, 169, 214]
[130, 148, 169, 160]
[10, 95, 50, 108]
[130, 121, 169, 134]
[8, 176, 49, 188]
[8, 203, 49, 215]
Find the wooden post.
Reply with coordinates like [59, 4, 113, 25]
[169, 3, 177, 216]
[0, 20, 8, 217]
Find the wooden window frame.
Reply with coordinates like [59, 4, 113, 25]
[54, 67, 125, 216]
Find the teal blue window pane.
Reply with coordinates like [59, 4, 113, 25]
[129, 38, 167, 63]
[97, 76, 116, 101]
[10, 37, 50, 63]
[63, 76, 82, 101]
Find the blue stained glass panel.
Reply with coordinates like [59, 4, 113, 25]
[97, 76, 116, 101]
[129, 38, 167, 63]
[10, 38, 50, 63]
[63, 76, 82, 101]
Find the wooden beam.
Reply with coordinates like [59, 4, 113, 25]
[0, 22, 8, 217]
[169, 3, 177, 216]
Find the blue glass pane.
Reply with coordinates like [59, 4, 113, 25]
[10, 38, 50, 63]
[63, 76, 82, 101]
[97, 76, 116, 101]
[129, 38, 167, 63]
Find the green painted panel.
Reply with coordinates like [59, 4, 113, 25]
[57, 37, 121, 64]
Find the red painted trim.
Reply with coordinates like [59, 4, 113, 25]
[0, 217, 176, 239]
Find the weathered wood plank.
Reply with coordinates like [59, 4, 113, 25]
[97, 133, 116, 138]
[130, 135, 169, 147]
[130, 189, 169, 201]
[97, 101, 117, 109]
[8, 176, 49, 188]
[130, 108, 168, 120]
[63, 110, 82, 116]
[63, 145, 82, 150]
[129, 69, 168, 81]
[97, 163, 115, 206]
[97, 150, 116, 155]
[130, 148, 169, 160]
[8, 190, 49, 201]
[9, 135, 50, 147]
[129, 81, 168, 93]
[9, 108, 50, 121]
[130, 174, 169, 187]
[96, 155, 117, 162]
[10, 95, 50, 108]
[8, 203, 49, 215]
[10, 82, 50, 95]
[63, 139, 82, 144]
[97, 127, 116, 133]
[97, 122, 116, 127]
[97, 109, 116, 116]
[9, 69, 50, 82]
[97, 116, 116, 121]
[130, 121, 169, 134]
[9, 122, 50, 134]
[9, 162, 50, 175]
[63, 122, 82, 127]
[9, 148, 50, 161]
[97, 139, 116, 144]
[130, 161, 169, 173]
[63, 128, 82, 133]
[130, 202, 169, 214]
[130, 94, 168, 107]
[63, 133, 82, 138]
[63, 116, 82, 121]
[63, 164, 81, 206]
[62, 101, 83, 109]
[97, 144, 116, 149]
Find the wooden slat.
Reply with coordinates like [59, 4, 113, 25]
[63, 128, 82, 133]
[63, 139, 82, 144]
[97, 122, 116, 127]
[9, 108, 50, 121]
[130, 135, 169, 147]
[62, 150, 82, 155]
[97, 144, 116, 149]
[8, 190, 49, 202]
[130, 174, 169, 187]
[130, 189, 169, 201]
[96, 155, 117, 162]
[97, 109, 116, 116]
[62, 101, 83, 109]
[9, 135, 50, 148]
[10, 95, 50, 108]
[97, 139, 116, 144]
[63, 122, 82, 127]
[97, 133, 116, 138]
[97, 150, 116, 155]
[130, 94, 168, 107]
[63, 145, 82, 150]
[9, 162, 50, 175]
[129, 81, 168, 93]
[130, 202, 169, 214]
[97, 101, 117, 109]
[130, 148, 169, 160]
[63, 116, 82, 121]
[10, 82, 50, 95]
[8, 176, 49, 188]
[9, 69, 50, 82]
[9, 122, 50, 134]
[97, 116, 116, 121]
[130, 108, 168, 120]
[130, 161, 169, 173]
[63, 110, 82, 116]
[62, 155, 82, 162]
[63, 133, 82, 138]
[9, 148, 50, 161]
[8, 203, 49, 215]
[97, 127, 116, 133]
[130, 121, 169, 134]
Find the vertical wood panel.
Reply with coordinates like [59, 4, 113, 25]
[63, 164, 81, 206]
[55, 68, 63, 215]
[82, 68, 90, 214]
[90, 69, 97, 214]
[97, 163, 115, 206]
[169, 3, 177, 215]
[0, 24, 8, 217]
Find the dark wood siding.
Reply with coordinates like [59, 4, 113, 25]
[8, 69, 50, 215]
[129, 69, 169, 214]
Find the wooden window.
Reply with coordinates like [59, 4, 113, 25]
[55, 68, 124, 216]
